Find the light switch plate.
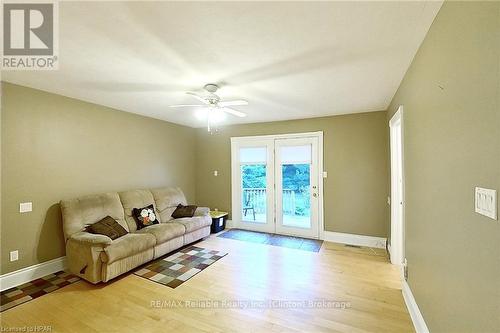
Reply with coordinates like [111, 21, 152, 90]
[214, 170, 218, 176]
[19, 202, 32, 213]
[475, 187, 497, 220]
[323, 171, 328, 178]
[10, 250, 19, 262]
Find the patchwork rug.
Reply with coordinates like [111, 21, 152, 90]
[1, 271, 80, 312]
[218, 229, 323, 252]
[134, 246, 227, 288]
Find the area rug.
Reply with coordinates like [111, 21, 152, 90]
[218, 229, 323, 252]
[134, 246, 227, 288]
[1, 271, 80, 312]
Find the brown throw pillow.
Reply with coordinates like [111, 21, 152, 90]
[132, 204, 159, 230]
[171, 204, 198, 219]
[86, 216, 128, 240]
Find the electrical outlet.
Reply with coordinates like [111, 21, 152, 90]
[475, 187, 497, 220]
[214, 170, 218, 177]
[19, 202, 33, 213]
[10, 250, 19, 262]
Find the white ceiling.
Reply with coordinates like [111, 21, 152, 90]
[2, 1, 442, 128]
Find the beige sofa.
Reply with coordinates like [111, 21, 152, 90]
[60, 187, 211, 283]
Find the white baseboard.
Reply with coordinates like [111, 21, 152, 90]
[0, 257, 67, 291]
[402, 280, 430, 333]
[322, 231, 387, 249]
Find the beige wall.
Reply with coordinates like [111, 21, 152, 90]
[1, 83, 389, 275]
[387, 1, 500, 332]
[195, 111, 389, 236]
[1, 83, 196, 274]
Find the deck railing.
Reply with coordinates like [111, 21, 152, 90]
[242, 188, 296, 214]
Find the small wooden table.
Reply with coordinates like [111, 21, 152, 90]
[209, 211, 228, 233]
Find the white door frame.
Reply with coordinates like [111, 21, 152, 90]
[231, 131, 324, 239]
[389, 106, 405, 265]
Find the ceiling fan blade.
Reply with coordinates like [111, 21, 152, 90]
[169, 104, 205, 108]
[218, 100, 248, 107]
[186, 92, 209, 104]
[221, 107, 247, 118]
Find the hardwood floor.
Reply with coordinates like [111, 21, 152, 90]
[0, 233, 414, 333]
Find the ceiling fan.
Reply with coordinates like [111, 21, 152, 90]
[169, 83, 248, 132]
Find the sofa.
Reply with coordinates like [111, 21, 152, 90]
[60, 187, 211, 284]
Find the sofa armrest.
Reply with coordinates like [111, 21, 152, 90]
[69, 231, 113, 246]
[65, 231, 112, 284]
[194, 207, 210, 217]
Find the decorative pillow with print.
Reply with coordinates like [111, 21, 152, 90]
[132, 204, 159, 230]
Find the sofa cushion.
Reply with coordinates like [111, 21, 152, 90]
[135, 222, 185, 244]
[61, 192, 128, 241]
[151, 187, 187, 222]
[174, 216, 212, 233]
[119, 189, 161, 232]
[102, 233, 156, 264]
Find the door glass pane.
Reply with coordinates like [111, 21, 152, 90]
[241, 164, 266, 223]
[281, 145, 311, 163]
[282, 163, 311, 228]
[240, 147, 267, 163]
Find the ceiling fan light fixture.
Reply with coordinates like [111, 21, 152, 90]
[211, 108, 226, 122]
[170, 83, 248, 133]
[203, 83, 219, 93]
[194, 107, 226, 123]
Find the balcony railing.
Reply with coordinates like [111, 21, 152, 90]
[242, 188, 297, 214]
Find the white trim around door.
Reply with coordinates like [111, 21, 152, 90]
[389, 106, 405, 265]
[231, 131, 324, 239]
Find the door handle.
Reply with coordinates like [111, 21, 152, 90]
[313, 193, 318, 197]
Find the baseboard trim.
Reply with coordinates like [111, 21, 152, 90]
[0, 257, 67, 291]
[402, 280, 430, 333]
[322, 231, 386, 249]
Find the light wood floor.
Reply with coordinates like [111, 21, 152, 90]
[0, 234, 414, 333]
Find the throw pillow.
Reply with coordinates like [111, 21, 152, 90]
[171, 204, 198, 219]
[86, 216, 128, 240]
[132, 204, 159, 229]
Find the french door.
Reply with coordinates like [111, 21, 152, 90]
[231, 133, 322, 239]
